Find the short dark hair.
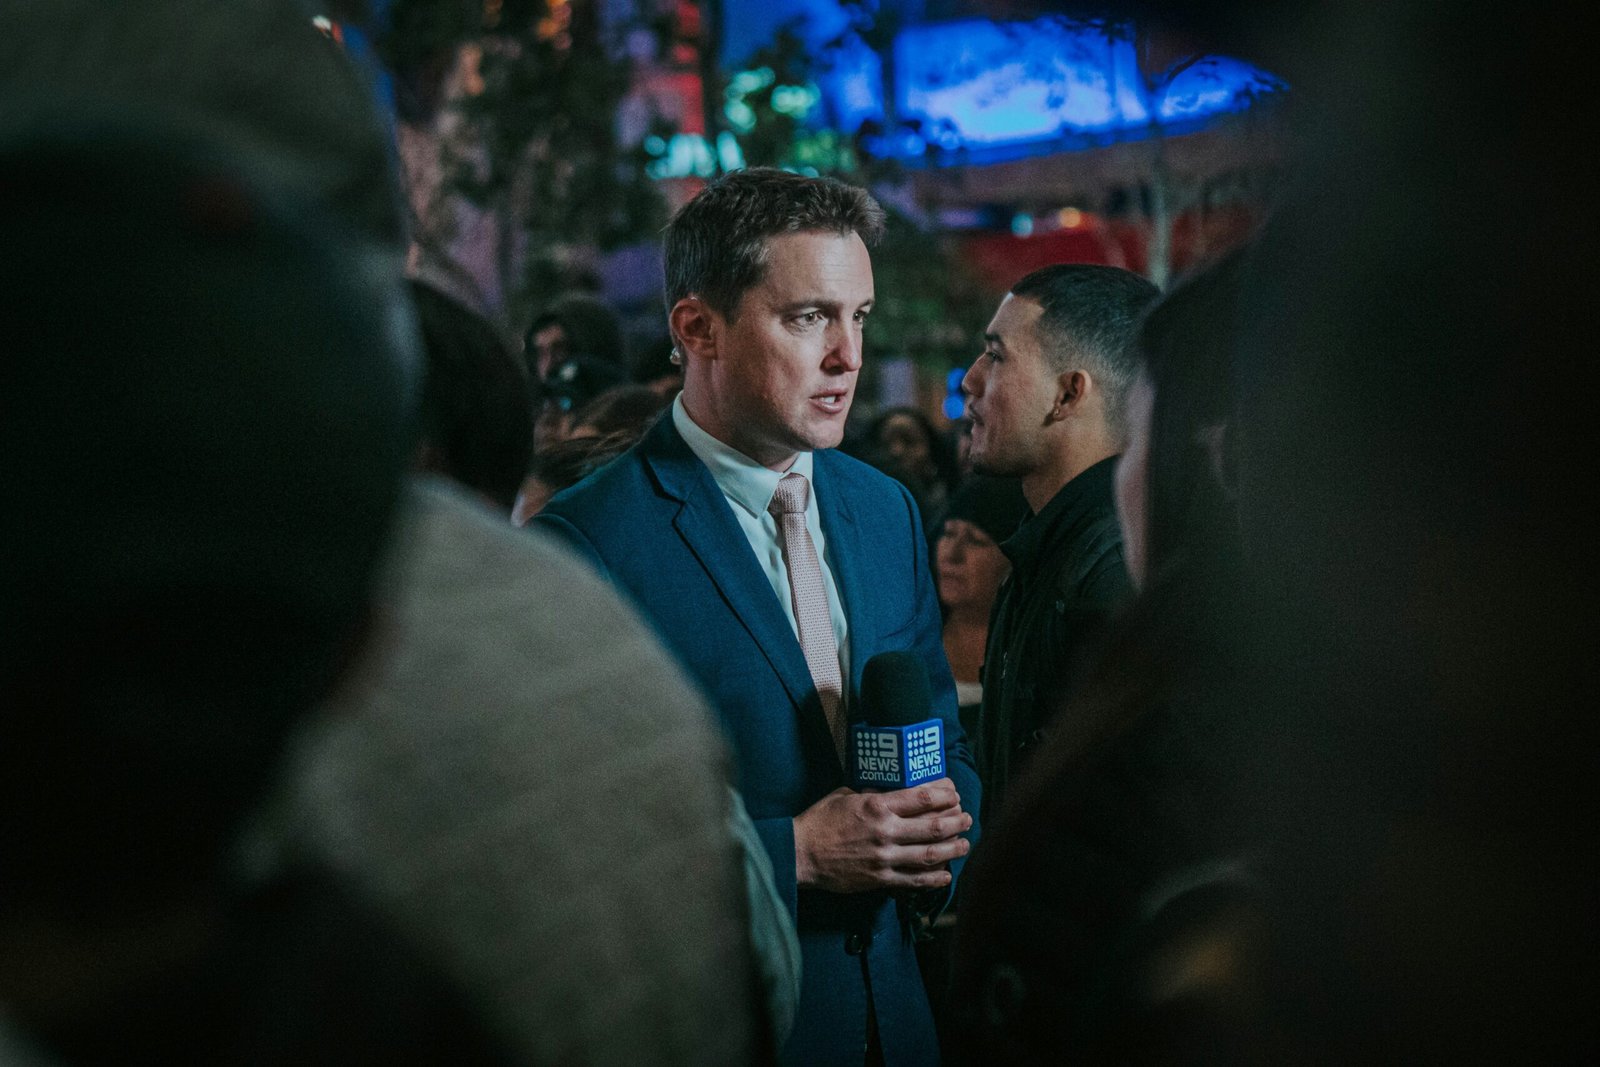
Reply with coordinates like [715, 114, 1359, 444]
[664, 167, 886, 319]
[411, 281, 532, 509]
[1009, 264, 1159, 436]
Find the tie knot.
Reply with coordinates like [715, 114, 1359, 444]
[769, 472, 810, 516]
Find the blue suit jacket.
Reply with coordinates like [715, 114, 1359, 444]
[535, 414, 980, 1066]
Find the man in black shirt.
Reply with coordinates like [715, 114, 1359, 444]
[959, 264, 1158, 822]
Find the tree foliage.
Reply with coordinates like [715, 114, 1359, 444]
[382, 0, 670, 326]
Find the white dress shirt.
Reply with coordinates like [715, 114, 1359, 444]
[672, 396, 851, 690]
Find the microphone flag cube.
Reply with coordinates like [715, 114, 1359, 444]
[849, 719, 945, 791]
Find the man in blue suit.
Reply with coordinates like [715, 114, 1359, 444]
[535, 168, 980, 1065]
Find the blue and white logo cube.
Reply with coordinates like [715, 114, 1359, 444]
[849, 719, 945, 791]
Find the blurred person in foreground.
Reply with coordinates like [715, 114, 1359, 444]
[287, 476, 795, 1064]
[947, 250, 1263, 1064]
[1141, 1, 1596, 1056]
[959, 265, 1157, 823]
[0, 6, 792, 1062]
[535, 167, 979, 1067]
[0, 0, 480, 1057]
[0, 120, 502, 1063]
[0, 0, 406, 261]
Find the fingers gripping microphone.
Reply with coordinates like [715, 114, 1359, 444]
[849, 651, 946, 791]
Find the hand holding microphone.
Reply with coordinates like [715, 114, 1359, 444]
[793, 652, 972, 895]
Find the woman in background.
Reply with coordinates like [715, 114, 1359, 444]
[933, 476, 1029, 738]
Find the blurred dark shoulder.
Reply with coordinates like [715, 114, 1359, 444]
[26, 860, 515, 1067]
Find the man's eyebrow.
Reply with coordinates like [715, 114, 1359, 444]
[773, 298, 874, 313]
[983, 331, 1005, 348]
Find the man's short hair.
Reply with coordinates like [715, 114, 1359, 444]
[664, 167, 886, 318]
[1009, 264, 1160, 436]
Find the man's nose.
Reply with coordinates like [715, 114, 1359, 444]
[960, 360, 982, 397]
[826, 321, 863, 372]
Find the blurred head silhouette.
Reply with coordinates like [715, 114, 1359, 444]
[0, 118, 417, 922]
[410, 280, 532, 510]
[1117, 251, 1246, 590]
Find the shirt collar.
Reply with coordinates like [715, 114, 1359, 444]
[672, 394, 814, 520]
[1001, 454, 1121, 567]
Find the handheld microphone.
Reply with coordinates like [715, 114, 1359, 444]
[849, 651, 945, 791]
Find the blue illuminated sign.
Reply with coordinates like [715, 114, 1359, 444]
[671, 8, 1284, 178]
[818, 15, 1283, 165]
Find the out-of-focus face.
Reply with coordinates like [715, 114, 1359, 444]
[935, 518, 1011, 613]
[877, 412, 934, 481]
[955, 418, 975, 475]
[1115, 370, 1154, 589]
[531, 323, 567, 380]
[696, 231, 873, 470]
[961, 294, 1059, 478]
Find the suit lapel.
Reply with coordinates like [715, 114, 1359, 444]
[814, 452, 873, 699]
[641, 417, 816, 711]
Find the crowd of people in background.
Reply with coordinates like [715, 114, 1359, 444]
[3, 0, 1590, 1064]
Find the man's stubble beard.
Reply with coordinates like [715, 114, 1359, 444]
[969, 448, 1033, 481]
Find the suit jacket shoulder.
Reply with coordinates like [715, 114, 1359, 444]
[533, 436, 658, 570]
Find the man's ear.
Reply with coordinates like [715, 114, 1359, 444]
[669, 297, 718, 362]
[1051, 368, 1092, 422]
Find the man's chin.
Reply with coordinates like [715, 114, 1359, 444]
[804, 424, 847, 453]
[969, 454, 1016, 479]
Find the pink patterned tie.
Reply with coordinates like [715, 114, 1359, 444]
[769, 472, 847, 767]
